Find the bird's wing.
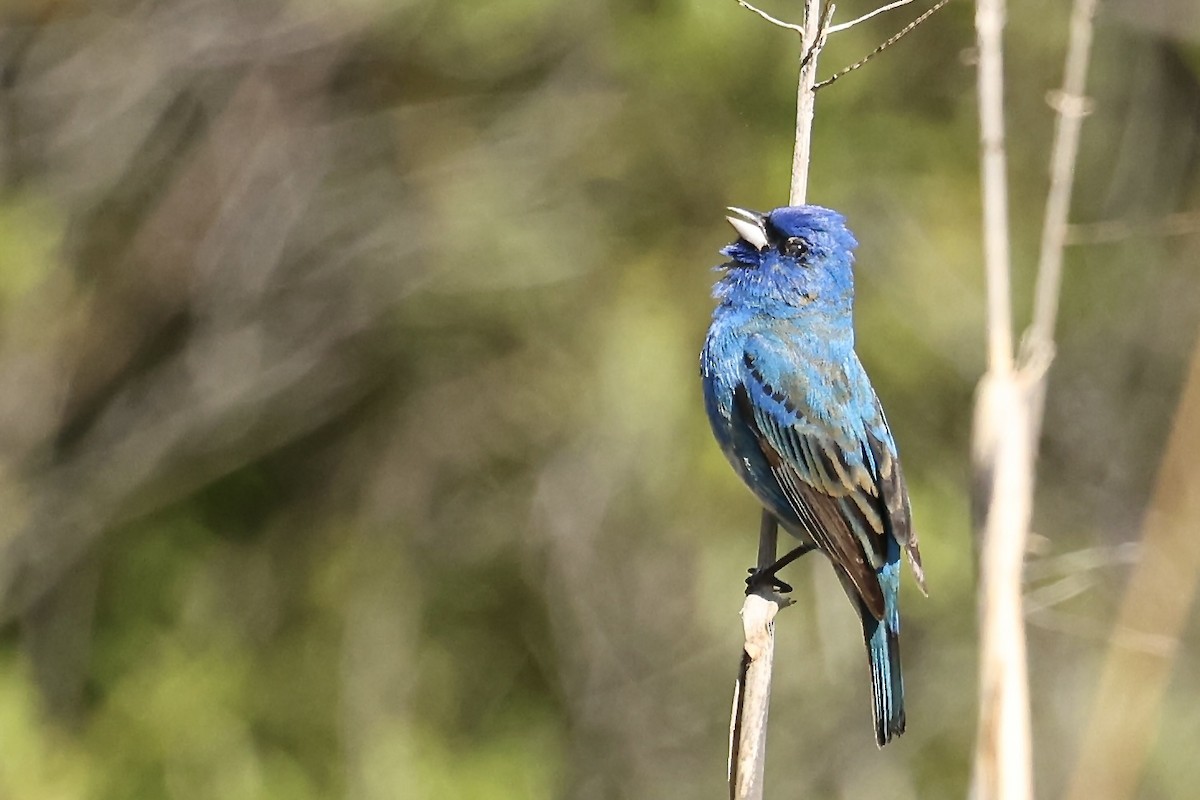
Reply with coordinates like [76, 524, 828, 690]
[868, 401, 926, 594]
[736, 339, 906, 619]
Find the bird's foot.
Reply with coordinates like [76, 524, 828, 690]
[743, 543, 817, 596]
[745, 566, 793, 595]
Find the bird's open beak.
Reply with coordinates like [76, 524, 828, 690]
[725, 207, 769, 251]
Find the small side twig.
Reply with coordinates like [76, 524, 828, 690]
[735, 0, 806, 33]
[827, 0, 914, 33]
[815, 0, 954, 91]
[1022, 0, 1098, 446]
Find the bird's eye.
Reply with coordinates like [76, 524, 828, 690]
[780, 237, 809, 259]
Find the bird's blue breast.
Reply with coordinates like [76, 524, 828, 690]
[701, 308, 753, 480]
[702, 308, 839, 526]
[701, 291, 895, 541]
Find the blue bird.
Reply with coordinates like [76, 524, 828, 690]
[700, 204, 926, 746]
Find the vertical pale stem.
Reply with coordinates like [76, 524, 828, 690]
[730, 514, 780, 799]
[971, 377, 1035, 800]
[1025, 0, 1098, 447]
[1029, 0, 1095, 353]
[789, 2, 823, 205]
[731, 2, 824, 798]
[971, 0, 1033, 798]
[976, 0, 1014, 376]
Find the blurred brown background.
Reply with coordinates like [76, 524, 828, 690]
[0, 0, 1197, 797]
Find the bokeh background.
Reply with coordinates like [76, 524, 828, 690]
[0, 0, 1198, 798]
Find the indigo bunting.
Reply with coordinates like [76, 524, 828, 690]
[700, 205, 926, 746]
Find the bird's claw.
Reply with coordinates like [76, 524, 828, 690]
[745, 567, 793, 595]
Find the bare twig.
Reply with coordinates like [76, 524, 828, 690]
[729, 514, 788, 800]
[827, 0, 914, 33]
[815, 0, 954, 91]
[1028, 5, 1096, 351]
[729, 0, 825, 797]
[1023, 542, 1139, 582]
[1022, 0, 1099, 445]
[975, 0, 1014, 376]
[800, 4, 838, 71]
[735, 0, 806, 33]
[788, 0, 825, 206]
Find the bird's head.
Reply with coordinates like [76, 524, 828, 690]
[715, 205, 859, 312]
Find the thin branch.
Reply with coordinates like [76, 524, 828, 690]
[789, 0, 826, 205]
[1023, 542, 1139, 582]
[800, 4, 837, 72]
[1002, 16, 1098, 783]
[815, 0, 955, 91]
[827, 0, 914, 33]
[729, 0, 825, 797]
[975, 0, 1014, 377]
[1022, 0, 1099, 442]
[1026, 0, 1096, 355]
[1022, 571, 1097, 615]
[735, 0, 806, 33]
[729, 514, 787, 800]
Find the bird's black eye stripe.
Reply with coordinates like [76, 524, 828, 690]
[780, 236, 809, 259]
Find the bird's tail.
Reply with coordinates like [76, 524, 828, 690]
[862, 610, 905, 747]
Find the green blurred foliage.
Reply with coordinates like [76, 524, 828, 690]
[0, 0, 1197, 797]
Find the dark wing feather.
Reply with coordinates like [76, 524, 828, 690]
[867, 405, 926, 594]
[735, 353, 891, 620]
